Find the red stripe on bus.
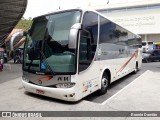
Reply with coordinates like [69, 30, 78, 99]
[116, 51, 138, 74]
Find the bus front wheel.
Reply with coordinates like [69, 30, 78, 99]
[97, 73, 109, 95]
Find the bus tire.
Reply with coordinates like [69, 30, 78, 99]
[133, 62, 138, 74]
[97, 73, 109, 95]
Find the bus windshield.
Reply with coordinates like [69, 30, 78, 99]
[23, 10, 81, 74]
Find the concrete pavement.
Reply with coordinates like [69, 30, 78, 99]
[101, 70, 160, 111]
[0, 69, 160, 119]
[0, 61, 22, 84]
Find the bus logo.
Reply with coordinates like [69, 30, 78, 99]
[2, 112, 11, 117]
[58, 77, 69, 81]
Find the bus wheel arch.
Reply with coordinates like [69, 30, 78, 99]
[97, 69, 111, 95]
[103, 69, 111, 85]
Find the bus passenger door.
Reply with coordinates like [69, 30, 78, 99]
[76, 11, 100, 97]
[78, 30, 100, 97]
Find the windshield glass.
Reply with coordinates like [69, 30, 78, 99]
[23, 10, 81, 74]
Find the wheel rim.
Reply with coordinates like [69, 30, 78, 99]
[102, 77, 108, 89]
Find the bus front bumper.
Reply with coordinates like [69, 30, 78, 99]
[22, 80, 80, 102]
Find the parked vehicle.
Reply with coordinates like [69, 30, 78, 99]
[142, 41, 153, 52]
[142, 49, 160, 62]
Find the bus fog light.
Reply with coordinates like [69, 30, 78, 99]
[69, 93, 75, 97]
[56, 83, 75, 88]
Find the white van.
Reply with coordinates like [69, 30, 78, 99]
[142, 41, 153, 52]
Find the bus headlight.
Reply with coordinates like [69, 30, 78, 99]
[22, 76, 29, 83]
[56, 83, 75, 88]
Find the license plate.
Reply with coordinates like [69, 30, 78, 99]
[36, 89, 45, 94]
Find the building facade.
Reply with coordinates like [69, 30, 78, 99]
[94, 0, 160, 43]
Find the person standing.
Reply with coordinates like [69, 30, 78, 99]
[3, 51, 7, 63]
[0, 61, 3, 71]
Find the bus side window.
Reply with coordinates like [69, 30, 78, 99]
[78, 11, 98, 72]
[79, 30, 91, 72]
[79, 35, 88, 61]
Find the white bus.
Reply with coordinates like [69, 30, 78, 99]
[22, 8, 142, 101]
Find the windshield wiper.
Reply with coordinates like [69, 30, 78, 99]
[39, 50, 55, 75]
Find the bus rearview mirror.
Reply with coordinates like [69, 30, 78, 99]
[69, 23, 82, 49]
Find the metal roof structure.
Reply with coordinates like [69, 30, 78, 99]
[0, 0, 27, 46]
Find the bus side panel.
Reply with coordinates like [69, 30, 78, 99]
[98, 43, 116, 82]
[98, 43, 130, 83]
[76, 61, 100, 98]
[137, 48, 142, 69]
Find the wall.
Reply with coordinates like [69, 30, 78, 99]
[99, 6, 160, 35]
